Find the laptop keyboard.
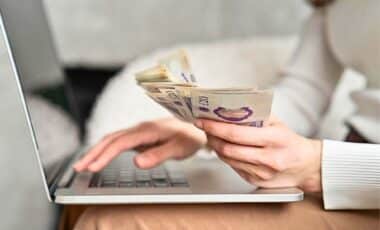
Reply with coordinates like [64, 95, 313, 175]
[89, 154, 188, 188]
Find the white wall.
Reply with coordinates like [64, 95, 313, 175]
[44, 0, 310, 66]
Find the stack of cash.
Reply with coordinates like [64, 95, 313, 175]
[135, 50, 273, 127]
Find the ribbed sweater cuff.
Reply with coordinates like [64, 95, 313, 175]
[322, 140, 380, 210]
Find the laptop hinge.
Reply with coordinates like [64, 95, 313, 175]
[49, 150, 83, 198]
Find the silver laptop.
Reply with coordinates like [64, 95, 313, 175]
[0, 0, 303, 204]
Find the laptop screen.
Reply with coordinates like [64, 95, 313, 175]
[0, 0, 78, 191]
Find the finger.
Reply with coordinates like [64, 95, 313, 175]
[73, 129, 129, 171]
[207, 135, 266, 165]
[233, 168, 250, 181]
[232, 167, 262, 185]
[134, 138, 187, 169]
[85, 129, 160, 172]
[245, 174, 264, 185]
[134, 144, 158, 153]
[196, 119, 272, 146]
[268, 115, 283, 125]
[219, 156, 276, 181]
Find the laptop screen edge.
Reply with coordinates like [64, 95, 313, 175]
[0, 13, 53, 202]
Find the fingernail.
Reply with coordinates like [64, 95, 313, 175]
[135, 154, 151, 168]
[135, 155, 147, 166]
[88, 164, 99, 172]
[195, 120, 203, 129]
[72, 163, 81, 171]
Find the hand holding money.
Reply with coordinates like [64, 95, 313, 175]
[135, 49, 273, 127]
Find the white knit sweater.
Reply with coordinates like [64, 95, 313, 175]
[87, 0, 379, 210]
[272, 0, 380, 209]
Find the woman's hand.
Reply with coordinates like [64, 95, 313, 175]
[74, 118, 206, 172]
[195, 117, 322, 192]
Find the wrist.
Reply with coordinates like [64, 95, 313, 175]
[300, 139, 322, 192]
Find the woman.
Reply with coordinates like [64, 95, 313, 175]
[69, 0, 379, 229]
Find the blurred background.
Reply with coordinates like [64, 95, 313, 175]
[0, 0, 361, 229]
[45, 0, 309, 67]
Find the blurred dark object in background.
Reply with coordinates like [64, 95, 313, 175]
[35, 66, 123, 139]
[64, 67, 122, 138]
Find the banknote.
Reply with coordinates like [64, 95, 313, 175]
[190, 90, 273, 127]
[146, 92, 187, 121]
[174, 86, 194, 116]
[158, 49, 196, 83]
[136, 50, 196, 84]
[159, 88, 194, 121]
[140, 82, 195, 93]
[191, 87, 259, 94]
[144, 84, 273, 126]
[136, 50, 273, 126]
[135, 65, 179, 83]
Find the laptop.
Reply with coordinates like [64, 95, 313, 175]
[0, 0, 303, 204]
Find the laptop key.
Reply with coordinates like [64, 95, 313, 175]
[152, 179, 169, 187]
[136, 181, 151, 187]
[120, 171, 134, 176]
[101, 173, 117, 180]
[136, 174, 150, 182]
[151, 172, 167, 179]
[119, 181, 135, 188]
[119, 175, 134, 182]
[101, 181, 117, 187]
[89, 173, 100, 187]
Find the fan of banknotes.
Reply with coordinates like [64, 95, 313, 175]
[135, 49, 273, 127]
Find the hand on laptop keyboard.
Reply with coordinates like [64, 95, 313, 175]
[74, 118, 206, 172]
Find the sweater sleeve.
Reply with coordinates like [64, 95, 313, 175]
[272, 9, 343, 137]
[322, 140, 380, 209]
